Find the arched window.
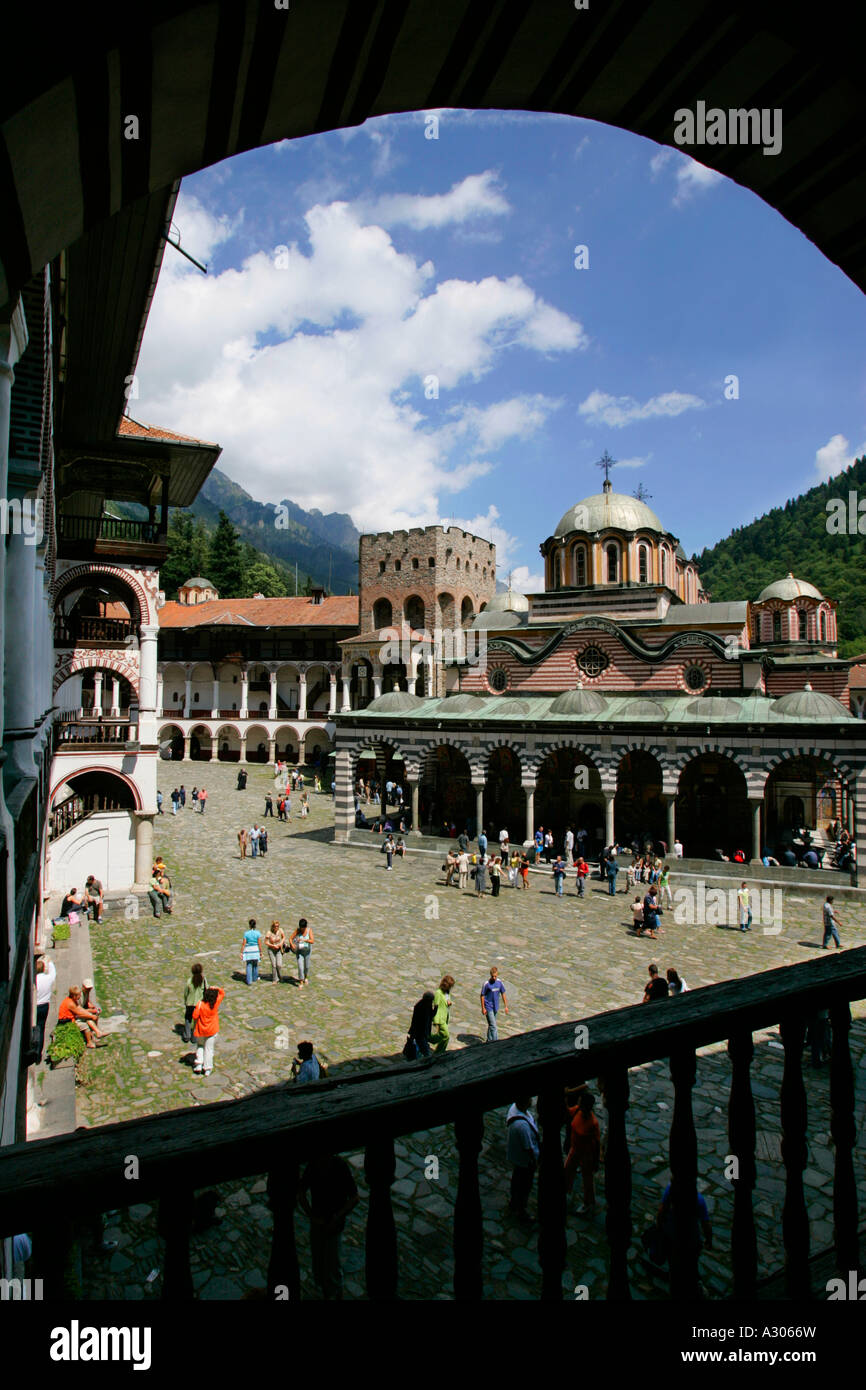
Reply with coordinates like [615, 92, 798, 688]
[606, 544, 619, 583]
[373, 598, 392, 630]
[797, 608, 807, 640]
[660, 550, 667, 586]
[574, 546, 586, 586]
[552, 553, 562, 589]
[638, 545, 649, 583]
[772, 611, 781, 643]
[820, 610, 827, 642]
[752, 613, 760, 643]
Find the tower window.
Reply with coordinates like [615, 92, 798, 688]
[379, 560, 386, 573]
[773, 611, 781, 642]
[638, 545, 648, 584]
[428, 557, 435, 567]
[412, 557, 419, 569]
[660, 550, 667, 585]
[394, 560, 401, 572]
[606, 544, 619, 583]
[574, 547, 586, 586]
[797, 608, 807, 640]
[820, 611, 827, 641]
[552, 553, 562, 589]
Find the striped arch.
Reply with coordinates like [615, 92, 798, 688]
[52, 563, 154, 626]
[351, 735, 409, 772]
[529, 737, 608, 777]
[54, 654, 140, 698]
[484, 737, 527, 770]
[213, 722, 244, 741]
[50, 765, 143, 811]
[759, 747, 857, 786]
[672, 743, 752, 781]
[612, 739, 667, 765]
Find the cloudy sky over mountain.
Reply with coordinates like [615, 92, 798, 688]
[134, 110, 866, 590]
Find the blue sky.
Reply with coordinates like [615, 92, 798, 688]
[135, 110, 866, 591]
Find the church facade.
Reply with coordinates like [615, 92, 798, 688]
[332, 480, 866, 862]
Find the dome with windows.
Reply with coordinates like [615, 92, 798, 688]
[554, 490, 664, 538]
[757, 573, 823, 603]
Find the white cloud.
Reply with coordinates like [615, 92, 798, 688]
[439, 505, 529, 585]
[650, 147, 724, 205]
[815, 433, 866, 481]
[506, 564, 545, 594]
[367, 172, 509, 229]
[578, 389, 704, 428]
[136, 192, 585, 532]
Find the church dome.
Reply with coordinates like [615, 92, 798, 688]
[548, 684, 608, 716]
[771, 684, 851, 720]
[686, 696, 744, 719]
[757, 572, 823, 603]
[626, 698, 669, 718]
[366, 690, 425, 713]
[484, 588, 530, 613]
[440, 694, 488, 713]
[554, 490, 664, 538]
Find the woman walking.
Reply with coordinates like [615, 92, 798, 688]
[659, 863, 673, 909]
[192, 986, 225, 1077]
[474, 853, 488, 896]
[457, 849, 469, 891]
[519, 852, 531, 889]
[432, 975, 455, 1054]
[291, 918, 314, 987]
[242, 919, 262, 985]
[182, 962, 207, 1042]
[564, 1090, 601, 1215]
[490, 856, 502, 897]
[264, 921, 287, 983]
[238, 827, 249, 859]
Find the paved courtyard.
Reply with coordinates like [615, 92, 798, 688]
[74, 761, 866, 1300]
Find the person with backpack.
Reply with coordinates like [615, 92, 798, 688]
[192, 986, 225, 1077]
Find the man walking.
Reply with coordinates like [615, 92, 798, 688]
[552, 855, 566, 897]
[737, 881, 752, 932]
[264, 793, 274, 818]
[822, 894, 843, 949]
[156, 789, 163, 815]
[478, 828, 488, 857]
[179, 784, 186, 809]
[575, 855, 588, 897]
[250, 824, 261, 858]
[481, 966, 508, 1041]
[171, 787, 179, 815]
[606, 852, 619, 896]
[506, 1097, 539, 1220]
[564, 826, 575, 863]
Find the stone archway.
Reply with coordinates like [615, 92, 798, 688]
[615, 749, 664, 849]
[678, 753, 750, 859]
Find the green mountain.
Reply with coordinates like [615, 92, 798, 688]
[696, 456, 866, 658]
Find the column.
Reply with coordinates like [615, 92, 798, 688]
[665, 796, 676, 854]
[409, 778, 420, 836]
[138, 624, 159, 747]
[328, 670, 338, 715]
[472, 779, 484, 838]
[240, 670, 249, 718]
[604, 791, 616, 847]
[133, 812, 155, 884]
[269, 669, 278, 719]
[341, 674, 351, 712]
[427, 652, 435, 699]
[211, 673, 220, 718]
[156, 670, 165, 717]
[183, 734, 191, 760]
[298, 667, 308, 721]
[372, 672, 383, 700]
[749, 797, 763, 864]
[523, 781, 536, 846]
[183, 672, 192, 718]
[268, 735, 276, 763]
[92, 670, 104, 715]
[111, 678, 121, 717]
[333, 747, 355, 842]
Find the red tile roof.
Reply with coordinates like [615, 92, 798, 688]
[158, 596, 359, 628]
[119, 416, 219, 447]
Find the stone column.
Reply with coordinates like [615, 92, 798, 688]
[341, 674, 351, 712]
[268, 735, 276, 763]
[334, 747, 355, 842]
[138, 624, 159, 746]
[211, 674, 220, 718]
[749, 797, 763, 864]
[183, 734, 191, 760]
[604, 791, 616, 847]
[665, 796, 676, 855]
[111, 678, 121, 716]
[269, 669, 278, 719]
[133, 812, 155, 885]
[409, 778, 420, 836]
[523, 782, 536, 845]
[92, 670, 104, 714]
[156, 670, 165, 717]
[427, 653, 435, 699]
[328, 670, 338, 715]
[240, 670, 249, 718]
[372, 672, 383, 700]
[473, 779, 485, 838]
[298, 667, 308, 721]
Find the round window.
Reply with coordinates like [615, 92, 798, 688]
[489, 667, 509, 692]
[577, 646, 609, 679]
[684, 664, 707, 691]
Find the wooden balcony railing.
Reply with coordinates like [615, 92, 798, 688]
[0, 950, 863, 1300]
[54, 615, 137, 645]
[48, 792, 90, 841]
[59, 515, 162, 545]
[54, 719, 137, 748]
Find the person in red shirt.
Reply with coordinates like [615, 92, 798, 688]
[57, 986, 107, 1048]
[564, 1090, 601, 1215]
[192, 986, 225, 1076]
[575, 856, 588, 898]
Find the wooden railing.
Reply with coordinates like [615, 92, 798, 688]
[54, 720, 137, 747]
[54, 615, 137, 645]
[59, 514, 162, 545]
[3, 950, 863, 1300]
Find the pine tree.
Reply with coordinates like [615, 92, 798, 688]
[208, 510, 245, 598]
[160, 512, 198, 599]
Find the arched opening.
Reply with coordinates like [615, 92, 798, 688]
[55, 770, 137, 812]
[273, 725, 300, 764]
[373, 597, 393, 630]
[404, 595, 425, 630]
[57, 667, 135, 716]
[552, 552, 562, 590]
[460, 596, 474, 625]
[381, 659, 408, 694]
[773, 611, 782, 642]
[486, 747, 524, 834]
[349, 658, 374, 709]
[677, 754, 750, 859]
[215, 724, 241, 762]
[215, 661, 244, 714]
[615, 750, 664, 848]
[660, 550, 668, 587]
[244, 723, 270, 763]
[437, 592, 455, 630]
[535, 748, 602, 846]
[820, 611, 827, 642]
[765, 755, 842, 856]
[419, 744, 473, 835]
[54, 574, 142, 645]
[605, 544, 619, 584]
[189, 723, 213, 760]
[303, 729, 333, 769]
[158, 723, 185, 760]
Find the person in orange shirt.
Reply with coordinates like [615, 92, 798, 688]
[564, 1089, 601, 1215]
[57, 985, 107, 1048]
[192, 986, 225, 1076]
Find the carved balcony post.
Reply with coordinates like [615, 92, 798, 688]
[600, 1067, 632, 1300]
[537, 1088, 567, 1301]
[267, 1158, 300, 1302]
[453, 1112, 484, 1300]
[780, 1016, 810, 1298]
[365, 1136, 398, 1300]
[727, 1029, 757, 1299]
[829, 1003, 859, 1276]
[669, 1047, 700, 1299]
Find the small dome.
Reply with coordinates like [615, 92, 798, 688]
[626, 698, 668, 718]
[485, 588, 530, 613]
[548, 684, 608, 716]
[366, 690, 425, 713]
[687, 696, 743, 719]
[182, 577, 214, 589]
[757, 572, 823, 603]
[772, 685, 851, 720]
[440, 694, 488, 713]
[554, 490, 664, 538]
[473, 608, 525, 630]
[491, 698, 530, 717]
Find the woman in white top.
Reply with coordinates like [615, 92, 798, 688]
[666, 968, 688, 995]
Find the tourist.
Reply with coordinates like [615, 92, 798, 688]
[659, 863, 673, 909]
[179, 785, 186, 808]
[534, 826, 544, 859]
[57, 985, 107, 1048]
[171, 788, 179, 814]
[519, 851, 531, 889]
[641, 1182, 712, 1281]
[508, 850, 520, 888]
[626, 860, 637, 890]
[237, 769, 247, 790]
[457, 829, 469, 854]
[242, 918, 262, 985]
[156, 789, 163, 815]
[292, 1039, 327, 1083]
[564, 1090, 601, 1215]
[543, 829, 554, 863]
[298, 1153, 359, 1300]
[456, 848, 470, 891]
[59, 887, 83, 924]
[264, 793, 274, 818]
[191, 786, 199, 810]
[606, 853, 619, 896]
[382, 832, 396, 869]
[478, 828, 488, 857]
[474, 852, 488, 896]
[148, 870, 171, 918]
[822, 894, 843, 949]
[737, 881, 752, 932]
[564, 827, 574, 862]
[807, 1009, 831, 1066]
[192, 986, 225, 1076]
[277, 795, 287, 822]
[673, 838, 683, 858]
[238, 827, 249, 859]
[506, 1097, 539, 1219]
[480, 966, 508, 1041]
[499, 827, 510, 860]
[291, 918, 314, 987]
[199, 786, 208, 813]
[575, 855, 588, 897]
[395, 836, 406, 857]
[84, 875, 105, 924]
[490, 855, 502, 896]
[34, 955, 56, 1064]
[642, 963, 669, 1003]
[81, 978, 101, 1019]
[405, 992, 435, 1059]
[642, 886, 661, 939]
[631, 895, 645, 934]
[444, 848, 457, 887]
[300, 791, 309, 817]
[576, 827, 588, 858]
[183, 962, 207, 1043]
[259, 825, 268, 857]
[432, 975, 454, 1053]
[552, 855, 566, 897]
[250, 823, 261, 858]
[264, 921, 287, 982]
[666, 968, 688, 995]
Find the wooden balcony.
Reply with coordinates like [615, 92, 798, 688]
[54, 716, 138, 749]
[57, 513, 168, 564]
[0, 950, 863, 1300]
[54, 615, 137, 647]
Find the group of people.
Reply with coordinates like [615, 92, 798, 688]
[55, 976, 109, 1052]
[403, 967, 510, 1056]
[148, 856, 173, 917]
[164, 785, 208, 814]
[240, 917, 314, 985]
[58, 875, 105, 925]
[238, 824, 270, 858]
[641, 963, 688, 1001]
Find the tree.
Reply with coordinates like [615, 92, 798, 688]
[160, 512, 199, 599]
[241, 562, 288, 598]
[208, 510, 245, 597]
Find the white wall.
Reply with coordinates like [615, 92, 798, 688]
[47, 812, 136, 893]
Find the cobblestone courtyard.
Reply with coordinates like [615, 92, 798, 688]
[76, 761, 866, 1300]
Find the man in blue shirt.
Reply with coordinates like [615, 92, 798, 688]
[478, 828, 488, 856]
[506, 1097, 539, 1219]
[480, 966, 508, 1042]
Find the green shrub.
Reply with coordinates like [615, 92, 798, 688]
[52, 920, 71, 941]
[48, 1021, 85, 1066]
